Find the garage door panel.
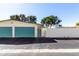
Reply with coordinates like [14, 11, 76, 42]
[0, 27, 12, 37]
[15, 27, 35, 37]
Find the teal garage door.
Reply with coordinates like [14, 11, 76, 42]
[15, 27, 35, 37]
[0, 27, 12, 37]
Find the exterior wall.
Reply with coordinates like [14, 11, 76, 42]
[37, 28, 41, 37]
[0, 20, 41, 37]
[0, 20, 38, 27]
[41, 28, 47, 37]
[44, 28, 79, 38]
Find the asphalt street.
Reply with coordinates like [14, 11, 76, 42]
[0, 40, 79, 49]
[0, 40, 79, 56]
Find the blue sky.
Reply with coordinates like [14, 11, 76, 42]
[0, 3, 79, 26]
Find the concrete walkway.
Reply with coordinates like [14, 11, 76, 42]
[0, 49, 79, 53]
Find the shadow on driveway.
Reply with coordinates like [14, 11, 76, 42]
[0, 37, 57, 45]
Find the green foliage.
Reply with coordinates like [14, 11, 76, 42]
[76, 22, 79, 26]
[10, 14, 62, 26]
[27, 15, 37, 24]
[41, 15, 62, 27]
[10, 15, 20, 21]
[10, 14, 37, 23]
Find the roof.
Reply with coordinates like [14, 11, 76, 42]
[0, 19, 38, 25]
[0, 20, 41, 28]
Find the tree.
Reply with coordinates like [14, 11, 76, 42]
[19, 14, 28, 22]
[41, 15, 62, 27]
[10, 14, 37, 23]
[76, 22, 79, 26]
[10, 15, 20, 21]
[10, 14, 27, 22]
[27, 15, 37, 23]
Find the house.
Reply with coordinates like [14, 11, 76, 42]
[0, 20, 41, 37]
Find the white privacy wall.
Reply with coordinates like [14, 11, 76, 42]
[44, 28, 79, 38]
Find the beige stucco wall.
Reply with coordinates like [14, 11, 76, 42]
[41, 28, 47, 37]
[0, 20, 38, 27]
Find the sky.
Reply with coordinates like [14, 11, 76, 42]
[0, 3, 79, 26]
